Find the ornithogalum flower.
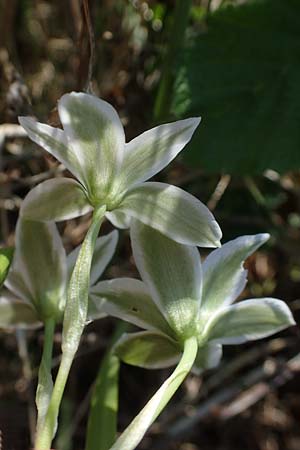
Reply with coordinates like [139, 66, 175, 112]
[90, 222, 295, 372]
[0, 217, 118, 329]
[19, 92, 221, 247]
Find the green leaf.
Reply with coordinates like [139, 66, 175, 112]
[204, 298, 295, 345]
[119, 182, 222, 247]
[90, 278, 174, 336]
[0, 247, 14, 287]
[172, 0, 300, 174]
[115, 331, 181, 369]
[20, 178, 92, 222]
[85, 322, 126, 450]
[131, 221, 202, 339]
[200, 234, 269, 316]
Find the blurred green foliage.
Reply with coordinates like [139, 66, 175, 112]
[172, 0, 300, 174]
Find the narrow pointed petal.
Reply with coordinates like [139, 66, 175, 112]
[90, 278, 174, 336]
[192, 343, 223, 375]
[114, 331, 181, 369]
[204, 298, 295, 345]
[18, 117, 85, 184]
[105, 210, 131, 229]
[201, 234, 270, 315]
[20, 178, 92, 221]
[58, 92, 125, 200]
[119, 117, 201, 191]
[67, 230, 118, 286]
[131, 221, 202, 338]
[118, 182, 222, 247]
[0, 292, 41, 329]
[6, 219, 67, 321]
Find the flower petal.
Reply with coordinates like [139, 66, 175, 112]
[204, 298, 295, 345]
[6, 218, 67, 321]
[58, 92, 125, 200]
[0, 292, 41, 329]
[105, 210, 131, 229]
[89, 278, 174, 336]
[118, 182, 222, 247]
[18, 117, 85, 184]
[114, 331, 181, 369]
[201, 234, 270, 315]
[20, 178, 92, 221]
[118, 117, 200, 191]
[130, 221, 202, 338]
[192, 343, 222, 375]
[67, 230, 118, 286]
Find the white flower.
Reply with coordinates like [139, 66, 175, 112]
[0, 217, 118, 329]
[90, 222, 295, 372]
[19, 92, 221, 247]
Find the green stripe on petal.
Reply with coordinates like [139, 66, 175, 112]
[58, 92, 125, 202]
[201, 234, 270, 315]
[204, 298, 295, 345]
[7, 219, 67, 321]
[119, 182, 222, 247]
[90, 278, 174, 336]
[20, 178, 92, 222]
[131, 221, 202, 339]
[114, 331, 181, 369]
[119, 117, 200, 191]
[18, 117, 85, 185]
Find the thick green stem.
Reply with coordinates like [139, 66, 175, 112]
[110, 336, 198, 450]
[35, 205, 106, 450]
[154, 0, 193, 122]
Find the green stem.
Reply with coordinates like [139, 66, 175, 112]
[154, 0, 193, 122]
[35, 205, 106, 450]
[35, 318, 55, 435]
[109, 336, 198, 450]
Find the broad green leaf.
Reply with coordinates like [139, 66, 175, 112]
[201, 234, 269, 315]
[90, 278, 174, 336]
[67, 230, 118, 286]
[115, 331, 181, 369]
[131, 221, 202, 338]
[119, 182, 222, 247]
[204, 298, 295, 345]
[20, 178, 92, 222]
[0, 294, 40, 329]
[192, 342, 222, 375]
[8, 219, 67, 321]
[58, 92, 125, 202]
[172, 0, 300, 174]
[18, 117, 85, 185]
[0, 247, 14, 287]
[85, 322, 126, 450]
[118, 117, 200, 191]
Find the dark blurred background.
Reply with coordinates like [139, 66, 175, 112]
[1, 1, 300, 449]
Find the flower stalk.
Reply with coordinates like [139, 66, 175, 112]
[110, 336, 198, 450]
[34, 205, 106, 450]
